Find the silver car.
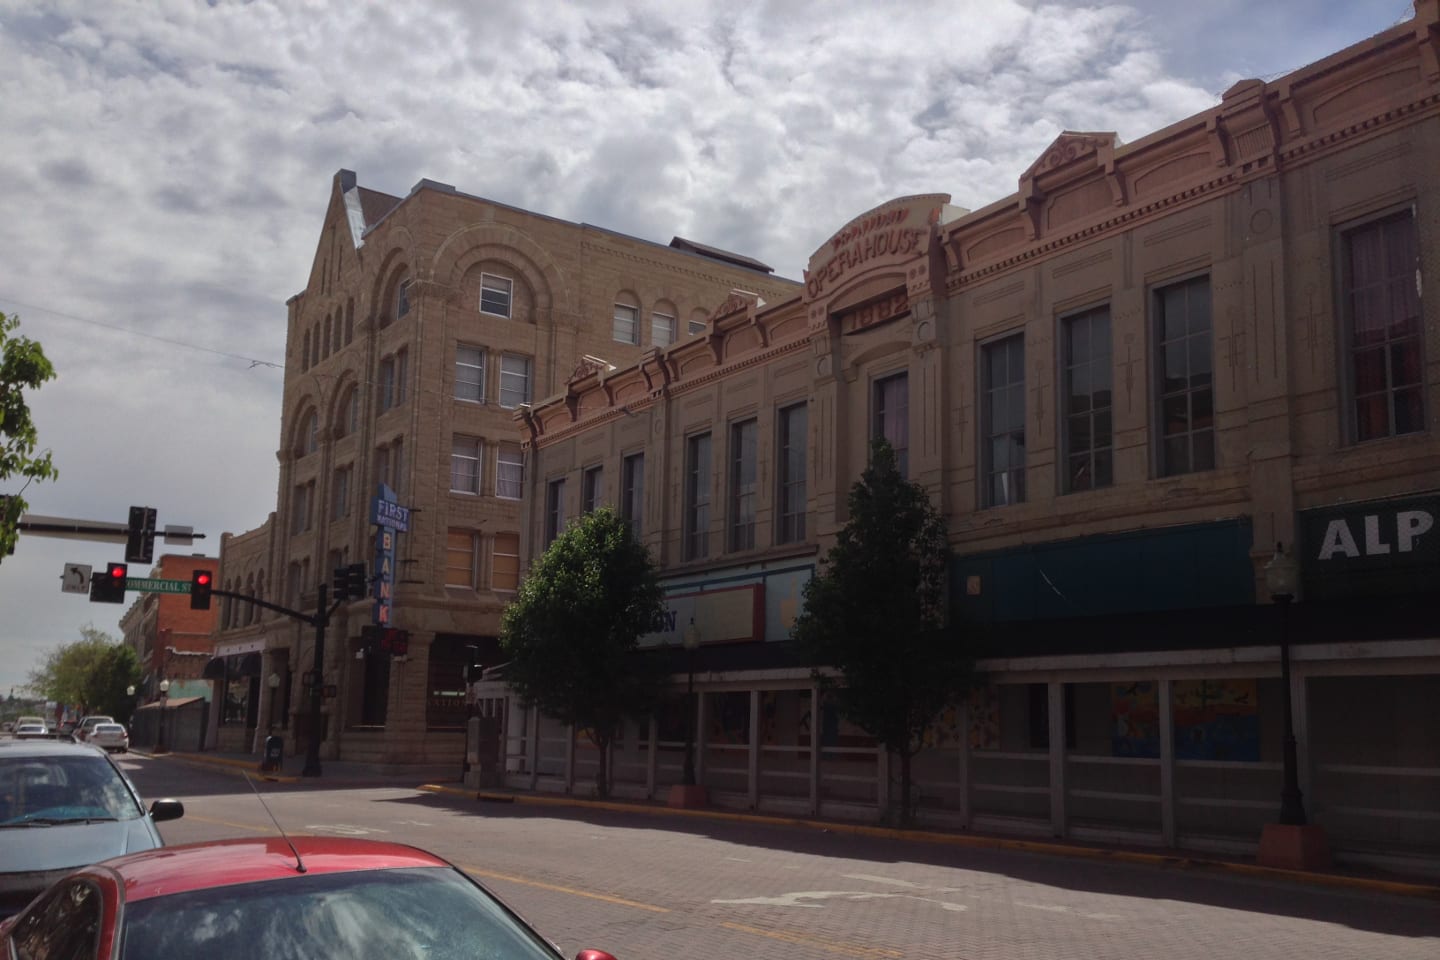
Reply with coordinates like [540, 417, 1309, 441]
[86, 723, 129, 754]
[0, 740, 183, 918]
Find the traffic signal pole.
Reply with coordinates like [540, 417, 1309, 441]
[207, 585, 345, 777]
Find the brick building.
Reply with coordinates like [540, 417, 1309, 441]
[212, 171, 799, 762]
[118, 552, 220, 701]
[506, 4, 1440, 875]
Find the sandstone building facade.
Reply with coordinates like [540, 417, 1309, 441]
[506, 5, 1440, 874]
[211, 171, 799, 765]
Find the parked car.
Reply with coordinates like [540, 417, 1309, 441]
[0, 837, 620, 960]
[85, 724, 128, 754]
[0, 740, 183, 918]
[13, 717, 45, 732]
[73, 717, 114, 743]
[12, 725, 49, 741]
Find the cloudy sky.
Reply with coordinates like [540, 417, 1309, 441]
[0, 0, 1413, 699]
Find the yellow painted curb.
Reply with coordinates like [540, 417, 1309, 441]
[414, 785, 1440, 900]
[156, 751, 298, 783]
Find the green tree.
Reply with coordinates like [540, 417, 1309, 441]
[1, 311, 59, 559]
[792, 439, 971, 825]
[28, 627, 141, 718]
[500, 507, 664, 799]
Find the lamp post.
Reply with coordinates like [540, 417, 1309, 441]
[1263, 542, 1306, 826]
[155, 678, 171, 754]
[681, 619, 701, 787]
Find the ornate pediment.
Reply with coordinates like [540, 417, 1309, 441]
[1021, 131, 1120, 183]
[567, 354, 614, 384]
[709, 289, 759, 322]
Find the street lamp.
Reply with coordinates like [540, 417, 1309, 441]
[155, 678, 171, 754]
[1263, 542, 1306, 826]
[681, 619, 701, 786]
[125, 684, 137, 728]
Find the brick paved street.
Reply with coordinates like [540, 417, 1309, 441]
[133, 756, 1440, 960]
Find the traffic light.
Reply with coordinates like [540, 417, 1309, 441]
[125, 506, 157, 564]
[346, 563, 368, 600]
[190, 569, 213, 610]
[90, 563, 127, 603]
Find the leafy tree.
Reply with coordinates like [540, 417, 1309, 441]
[27, 627, 141, 719]
[1, 311, 59, 560]
[792, 439, 971, 825]
[500, 507, 664, 798]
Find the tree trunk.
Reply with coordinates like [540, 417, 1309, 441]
[899, 750, 914, 827]
[594, 734, 610, 799]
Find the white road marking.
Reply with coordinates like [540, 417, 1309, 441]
[724, 856, 753, 862]
[304, 823, 389, 836]
[1013, 900, 1120, 921]
[713, 890, 968, 912]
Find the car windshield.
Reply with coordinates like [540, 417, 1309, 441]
[0, 755, 143, 825]
[119, 866, 561, 960]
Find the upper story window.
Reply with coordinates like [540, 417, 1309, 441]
[492, 533, 521, 592]
[375, 438, 404, 495]
[290, 481, 315, 535]
[331, 463, 352, 520]
[1153, 275, 1214, 477]
[652, 312, 676, 348]
[451, 436, 483, 494]
[444, 529, 477, 589]
[684, 432, 712, 561]
[322, 315, 333, 359]
[1341, 208, 1424, 442]
[344, 300, 355, 346]
[582, 465, 604, 513]
[500, 354, 533, 408]
[301, 328, 312, 371]
[497, 443, 524, 500]
[776, 403, 807, 544]
[728, 419, 757, 551]
[613, 302, 639, 344]
[456, 345, 485, 403]
[1061, 306, 1112, 493]
[297, 411, 319, 456]
[981, 335, 1026, 507]
[621, 452, 644, 537]
[380, 349, 408, 412]
[545, 478, 566, 545]
[872, 373, 909, 478]
[396, 278, 412, 320]
[480, 273, 513, 318]
[688, 314, 708, 337]
[335, 386, 359, 438]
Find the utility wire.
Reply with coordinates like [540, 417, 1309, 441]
[0, 295, 284, 370]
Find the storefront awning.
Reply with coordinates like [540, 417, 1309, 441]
[202, 657, 226, 680]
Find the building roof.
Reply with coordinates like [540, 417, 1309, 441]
[356, 186, 402, 227]
[668, 236, 775, 274]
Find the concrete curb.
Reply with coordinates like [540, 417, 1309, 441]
[132, 749, 298, 783]
[415, 784, 1440, 901]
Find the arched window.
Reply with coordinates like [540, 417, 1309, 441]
[344, 299, 355, 345]
[323, 315, 333, 359]
[396, 277, 412, 320]
[296, 410, 319, 456]
[302, 328, 311, 370]
[335, 385, 359, 438]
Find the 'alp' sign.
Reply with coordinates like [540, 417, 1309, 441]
[1299, 493, 1439, 598]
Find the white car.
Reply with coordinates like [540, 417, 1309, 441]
[13, 724, 50, 740]
[87, 723, 130, 753]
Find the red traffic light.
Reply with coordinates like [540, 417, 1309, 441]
[196, 572, 211, 586]
[110, 565, 126, 579]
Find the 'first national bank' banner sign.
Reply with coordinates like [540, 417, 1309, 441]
[1298, 492, 1438, 599]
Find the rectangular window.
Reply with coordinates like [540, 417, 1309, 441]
[981, 335, 1026, 507]
[1154, 275, 1215, 476]
[545, 478, 566, 544]
[290, 482, 314, 535]
[499, 354, 532, 408]
[688, 317, 707, 336]
[1342, 209, 1424, 442]
[444, 529, 477, 589]
[685, 433, 711, 560]
[872, 372, 909, 477]
[1061, 307, 1113, 492]
[455, 345, 485, 403]
[729, 419, 757, 551]
[375, 439, 403, 493]
[621, 453, 644, 536]
[496, 443, 524, 499]
[613, 303, 639, 344]
[492, 533, 520, 592]
[331, 464, 352, 520]
[380, 356, 398, 411]
[652, 312, 676, 348]
[451, 436, 482, 494]
[777, 403, 808, 544]
[582, 465, 604, 513]
[480, 273, 512, 318]
[426, 636, 470, 730]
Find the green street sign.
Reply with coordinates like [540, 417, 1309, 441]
[126, 577, 192, 595]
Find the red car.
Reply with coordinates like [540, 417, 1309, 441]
[0, 836, 619, 960]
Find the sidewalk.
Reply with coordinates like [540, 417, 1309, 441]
[146, 749, 1440, 901]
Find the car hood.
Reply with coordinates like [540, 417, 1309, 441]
[0, 816, 161, 875]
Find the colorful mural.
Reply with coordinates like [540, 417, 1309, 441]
[1173, 679, 1259, 761]
[1111, 681, 1160, 758]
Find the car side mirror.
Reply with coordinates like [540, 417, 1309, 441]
[149, 799, 185, 822]
[575, 951, 618, 960]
